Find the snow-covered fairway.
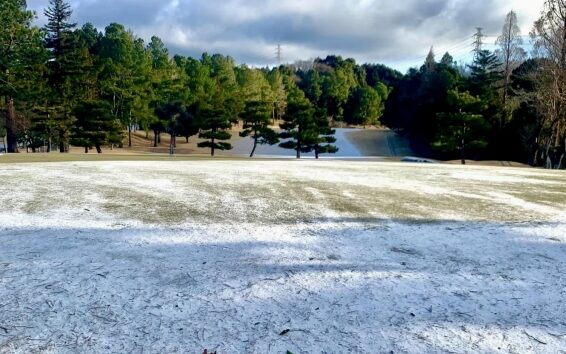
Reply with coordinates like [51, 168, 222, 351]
[0, 160, 565, 353]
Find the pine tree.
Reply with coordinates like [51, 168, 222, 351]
[308, 108, 339, 159]
[44, 0, 78, 152]
[240, 100, 279, 157]
[433, 89, 489, 164]
[303, 70, 323, 104]
[468, 50, 503, 96]
[154, 101, 186, 154]
[44, 0, 76, 60]
[177, 104, 200, 143]
[268, 68, 287, 123]
[345, 86, 388, 126]
[279, 90, 315, 158]
[71, 100, 122, 153]
[1, 0, 45, 153]
[197, 107, 232, 156]
[322, 63, 358, 121]
[440, 52, 454, 66]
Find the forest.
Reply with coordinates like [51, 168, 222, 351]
[1, 0, 565, 167]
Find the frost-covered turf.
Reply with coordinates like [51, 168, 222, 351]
[0, 160, 565, 353]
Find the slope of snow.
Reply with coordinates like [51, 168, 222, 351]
[0, 160, 565, 353]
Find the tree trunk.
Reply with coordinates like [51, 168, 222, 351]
[296, 127, 301, 159]
[128, 124, 132, 147]
[5, 96, 18, 153]
[545, 141, 553, 169]
[250, 137, 258, 158]
[96, 145, 102, 154]
[58, 124, 68, 152]
[85, 146, 88, 153]
[211, 136, 215, 157]
[169, 133, 176, 155]
[58, 133, 65, 153]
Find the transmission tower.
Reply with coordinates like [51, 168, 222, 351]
[472, 27, 485, 59]
[275, 44, 282, 65]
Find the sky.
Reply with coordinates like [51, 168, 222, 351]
[27, 0, 545, 72]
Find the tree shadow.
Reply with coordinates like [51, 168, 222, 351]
[0, 218, 565, 353]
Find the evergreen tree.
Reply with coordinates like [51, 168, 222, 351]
[28, 106, 59, 152]
[237, 66, 273, 103]
[467, 50, 503, 97]
[71, 100, 122, 153]
[362, 64, 403, 88]
[306, 108, 339, 159]
[147, 36, 187, 107]
[268, 68, 288, 123]
[440, 52, 454, 66]
[345, 85, 388, 126]
[433, 89, 489, 164]
[44, 0, 76, 59]
[183, 56, 215, 105]
[303, 70, 323, 104]
[240, 100, 279, 157]
[322, 64, 358, 121]
[44, 0, 78, 152]
[466, 50, 504, 155]
[147, 36, 169, 70]
[279, 89, 315, 158]
[1, 0, 45, 153]
[99, 24, 158, 148]
[177, 104, 200, 143]
[155, 101, 186, 154]
[197, 107, 232, 156]
[508, 59, 542, 165]
[211, 54, 242, 123]
[129, 38, 154, 145]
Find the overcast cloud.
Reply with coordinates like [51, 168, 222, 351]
[27, 0, 545, 71]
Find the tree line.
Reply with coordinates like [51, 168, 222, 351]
[1, 0, 391, 158]
[1, 0, 565, 167]
[381, 4, 566, 168]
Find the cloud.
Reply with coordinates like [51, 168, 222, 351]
[27, 0, 545, 71]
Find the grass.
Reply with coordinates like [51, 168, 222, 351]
[0, 152, 241, 164]
[2, 159, 564, 226]
[1, 159, 564, 353]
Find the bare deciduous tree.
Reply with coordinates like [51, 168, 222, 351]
[530, 0, 566, 168]
[496, 10, 526, 127]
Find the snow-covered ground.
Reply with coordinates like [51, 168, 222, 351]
[0, 160, 565, 353]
